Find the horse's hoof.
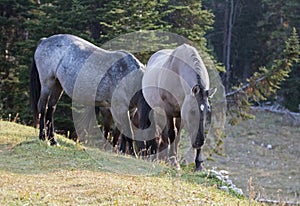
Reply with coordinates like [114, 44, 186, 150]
[194, 165, 205, 172]
[175, 164, 181, 171]
[168, 156, 181, 170]
[39, 136, 46, 141]
[49, 138, 58, 146]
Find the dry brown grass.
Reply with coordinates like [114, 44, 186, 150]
[0, 169, 252, 205]
[0, 120, 263, 205]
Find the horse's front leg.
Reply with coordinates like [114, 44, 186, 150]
[168, 117, 180, 169]
[119, 134, 135, 156]
[113, 108, 137, 156]
[195, 148, 204, 172]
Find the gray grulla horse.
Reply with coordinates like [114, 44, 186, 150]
[142, 44, 216, 171]
[30, 34, 152, 149]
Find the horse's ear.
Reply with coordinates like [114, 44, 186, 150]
[192, 85, 201, 95]
[208, 87, 217, 98]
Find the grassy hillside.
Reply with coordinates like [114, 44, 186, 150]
[0, 120, 262, 205]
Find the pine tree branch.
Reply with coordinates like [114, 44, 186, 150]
[226, 28, 299, 99]
[225, 76, 266, 97]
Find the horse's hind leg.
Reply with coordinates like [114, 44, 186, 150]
[37, 86, 51, 141]
[46, 81, 63, 145]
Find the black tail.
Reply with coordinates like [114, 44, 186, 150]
[30, 57, 41, 126]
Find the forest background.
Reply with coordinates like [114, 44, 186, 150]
[0, 0, 299, 134]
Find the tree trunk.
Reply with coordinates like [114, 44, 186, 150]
[225, 0, 234, 91]
[90, 2, 103, 40]
[222, 0, 229, 66]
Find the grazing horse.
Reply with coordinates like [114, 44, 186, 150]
[30, 34, 152, 148]
[142, 44, 216, 171]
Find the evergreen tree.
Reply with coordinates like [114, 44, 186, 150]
[203, 0, 264, 89]
[0, 0, 34, 122]
[165, 0, 214, 50]
[257, 0, 300, 111]
[227, 28, 299, 124]
[204, 0, 300, 112]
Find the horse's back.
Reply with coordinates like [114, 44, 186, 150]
[144, 48, 174, 98]
[34, 34, 143, 103]
[147, 49, 172, 68]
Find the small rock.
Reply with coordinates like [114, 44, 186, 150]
[215, 175, 223, 181]
[209, 169, 244, 196]
[220, 186, 229, 193]
[219, 170, 229, 179]
[226, 179, 233, 186]
[232, 187, 244, 196]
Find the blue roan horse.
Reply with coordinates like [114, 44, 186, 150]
[142, 44, 216, 171]
[30, 34, 152, 148]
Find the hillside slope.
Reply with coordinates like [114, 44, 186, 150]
[0, 120, 261, 205]
[206, 110, 300, 204]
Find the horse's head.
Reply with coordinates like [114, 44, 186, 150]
[181, 84, 217, 149]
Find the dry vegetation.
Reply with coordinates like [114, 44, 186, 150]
[206, 110, 300, 204]
[0, 121, 262, 205]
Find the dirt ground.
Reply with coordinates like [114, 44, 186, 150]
[204, 110, 300, 203]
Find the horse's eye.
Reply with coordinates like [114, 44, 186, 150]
[207, 105, 211, 112]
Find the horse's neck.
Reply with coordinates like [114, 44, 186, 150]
[167, 53, 199, 93]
